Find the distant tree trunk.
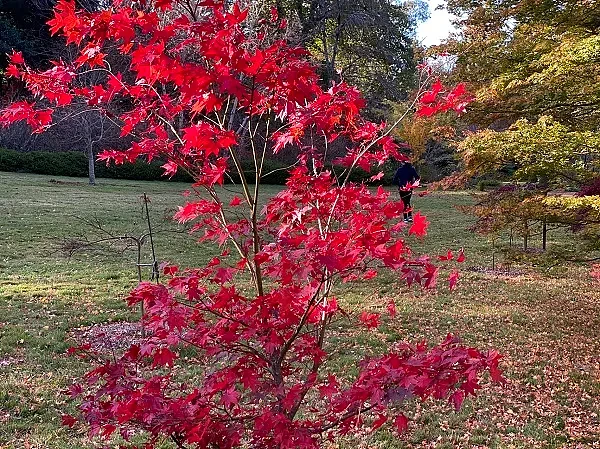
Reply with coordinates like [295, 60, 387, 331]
[542, 219, 547, 251]
[87, 140, 96, 186]
[492, 236, 496, 270]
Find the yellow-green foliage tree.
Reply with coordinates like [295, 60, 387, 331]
[438, 0, 600, 255]
[460, 117, 600, 185]
[443, 0, 600, 131]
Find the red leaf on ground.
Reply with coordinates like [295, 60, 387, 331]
[387, 299, 397, 318]
[359, 312, 380, 329]
[438, 249, 453, 261]
[394, 414, 409, 433]
[372, 414, 387, 430]
[449, 269, 459, 290]
[61, 414, 77, 427]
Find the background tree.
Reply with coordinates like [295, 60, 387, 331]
[438, 0, 600, 162]
[442, 0, 600, 129]
[0, 0, 432, 181]
[390, 106, 463, 182]
[52, 105, 121, 185]
[273, 0, 428, 115]
[0, 0, 105, 79]
[0, 0, 119, 184]
[435, 0, 600, 257]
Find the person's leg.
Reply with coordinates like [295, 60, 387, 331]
[406, 191, 413, 221]
[400, 191, 411, 221]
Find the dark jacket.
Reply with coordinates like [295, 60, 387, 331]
[392, 163, 419, 190]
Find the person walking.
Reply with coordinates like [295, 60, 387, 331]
[392, 160, 420, 222]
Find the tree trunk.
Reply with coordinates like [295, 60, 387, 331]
[87, 142, 96, 186]
[542, 219, 547, 251]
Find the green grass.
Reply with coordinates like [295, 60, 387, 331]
[1, 172, 600, 448]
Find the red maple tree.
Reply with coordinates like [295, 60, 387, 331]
[1, 1, 501, 447]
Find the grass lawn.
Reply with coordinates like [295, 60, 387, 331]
[1, 171, 600, 448]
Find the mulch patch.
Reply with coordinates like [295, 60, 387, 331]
[49, 179, 87, 186]
[467, 265, 527, 278]
[71, 321, 145, 354]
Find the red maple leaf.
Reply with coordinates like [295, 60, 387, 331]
[318, 375, 340, 398]
[416, 104, 440, 117]
[372, 414, 387, 430]
[155, 0, 173, 10]
[448, 269, 459, 291]
[151, 347, 176, 367]
[369, 171, 385, 182]
[61, 414, 78, 428]
[449, 390, 464, 411]
[394, 414, 409, 433]
[183, 124, 237, 156]
[67, 383, 83, 398]
[161, 160, 178, 178]
[387, 299, 397, 318]
[438, 249, 453, 261]
[359, 312, 380, 329]
[363, 269, 378, 280]
[419, 79, 443, 104]
[9, 51, 24, 65]
[221, 387, 239, 409]
[162, 264, 179, 276]
[408, 212, 429, 238]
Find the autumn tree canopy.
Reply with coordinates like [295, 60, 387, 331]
[1, 0, 429, 117]
[439, 0, 599, 175]
[273, 0, 428, 111]
[439, 0, 600, 252]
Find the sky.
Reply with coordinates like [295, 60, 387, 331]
[416, 0, 457, 47]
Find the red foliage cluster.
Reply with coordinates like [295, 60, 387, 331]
[416, 80, 474, 117]
[1, 1, 501, 447]
[577, 177, 600, 197]
[0, 100, 53, 132]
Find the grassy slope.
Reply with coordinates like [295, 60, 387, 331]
[1, 172, 599, 448]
